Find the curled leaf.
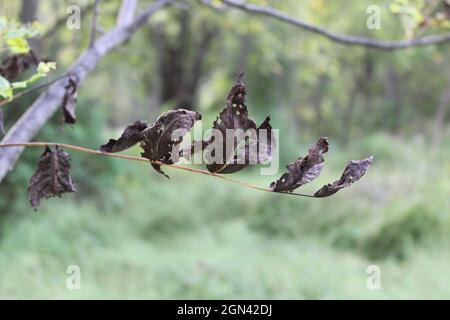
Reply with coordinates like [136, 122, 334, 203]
[100, 120, 148, 153]
[201, 74, 275, 173]
[28, 146, 76, 210]
[270, 137, 329, 192]
[62, 76, 79, 125]
[0, 51, 38, 81]
[141, 109, 201, 178]
[252, 116, 275, 164]
[314, 156, 373, 198]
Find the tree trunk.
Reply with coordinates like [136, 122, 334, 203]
[384, 69, 402, 131]
[342, 54, 373, 145]
[432, 69, 450, 151]
[20, 0, 38, 22]
[149, 12, 218, 111]
[311, 76, 327, 135]
[20, 0, 41, 52]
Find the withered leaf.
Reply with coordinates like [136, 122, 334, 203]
[28, 146, 76, 210]
[141, 109, 201, 178]
[100, 120, 148, 153]
[227, 72, 247, 105]
[314, 156, 373, 198]
[252, 116, 275, 164]
[62, 76, 79, 125]
[202, 74, 275, 173]
[0, 51, 39, 81]
[206, 116, 275, 173]
[270, 137, 329, 192]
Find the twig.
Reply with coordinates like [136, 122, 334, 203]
[0, 142, 316, 198]
[0, 73, 69, 107]
[218, 0, 450, 51]
[0, 0, 174, 183]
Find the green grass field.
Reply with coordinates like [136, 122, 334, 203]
[1, 132, 449, 299]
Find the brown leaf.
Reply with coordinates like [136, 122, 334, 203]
[252, 116, 275, 163]
[206, 116, 275, 173]
[0, 51, 39, 81]
[270, 137, 329, 192]
[227, 72, 247, 105]
[28, 146, 76, 210]
[100, 120, 148, 153]
[140, 109, 201, 178]
[203, 74, 275, 173]
[314, 156, 373, 198]
[62, 76, 79, 125]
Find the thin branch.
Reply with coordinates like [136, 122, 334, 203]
[0, 73, 69, 107]
[219, 0, 450, 51]
[0, 142, 316, 198]
[116, 0, 139, 26]
[89, 0, 102, 48]
[0, 0, 174, 183]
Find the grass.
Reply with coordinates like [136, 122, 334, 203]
[0, 132, 449, 299]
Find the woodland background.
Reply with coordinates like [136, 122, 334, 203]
[0, 0, 449, 299]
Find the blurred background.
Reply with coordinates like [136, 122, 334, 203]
[0, 0, 449, 299]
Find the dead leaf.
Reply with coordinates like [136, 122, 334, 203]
[100, 120, 148, 153]
[0, 51, 39, 81]
[140, 109, 201, 178]
[314, 156, 373, 197]
[270, 137, 329, 192]
[62, 76, 79, 125]
[201, 74, 275, 173]
[28, 146, 76, 210]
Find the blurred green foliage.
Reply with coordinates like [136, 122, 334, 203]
[0, 0, 450, 299]
[362, 204, 442, 260]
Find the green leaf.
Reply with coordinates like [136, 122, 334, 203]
[37, 61, 56, 74]
[390, 3, 403, 13]
[0, 75, 13, 100]
[11, 62, 56, 90]
[6, 37, 30, 54]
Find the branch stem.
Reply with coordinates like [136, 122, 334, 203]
[219, 0, 450, 50]
[0, 73, 69, 107]
[0, 142, 316, 198]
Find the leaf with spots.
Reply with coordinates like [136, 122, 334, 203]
[140, 109, 201, 178]
[201, 73, 275, 174]
[28, 146, 76, 210]
[270, 137, 329, 192]
[314, 156, 373, 197]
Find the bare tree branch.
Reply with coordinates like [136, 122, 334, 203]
[0, 0, 174, 183]
[219, 0, 450, 51]
[117, 0, 139, 26]
[89, 0, 102, 48]
[0, 73, 69, 107]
